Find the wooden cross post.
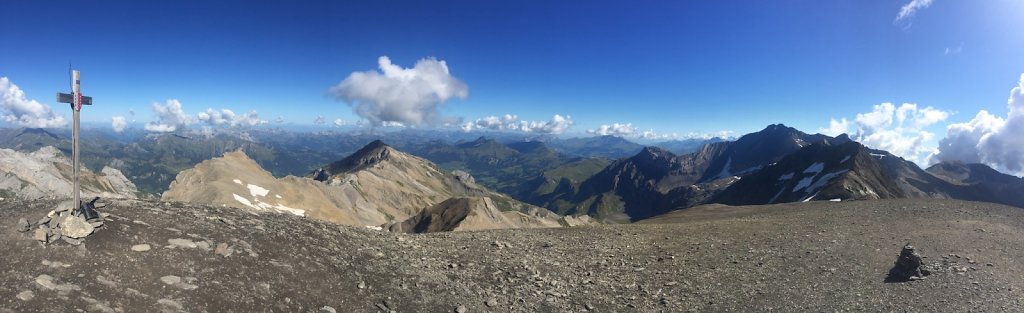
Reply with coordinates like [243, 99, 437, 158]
[56, 70, 93, 211]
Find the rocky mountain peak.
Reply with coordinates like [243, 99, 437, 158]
[15, 128, 61, 139]
[458, 136, 500, 149]
[324, 140, 395, 174]
[637, 146, 676, 161]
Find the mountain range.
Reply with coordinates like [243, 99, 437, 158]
[1, 123, 1021, 229]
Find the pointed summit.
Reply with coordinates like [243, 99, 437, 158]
[323, 140, 395, 174]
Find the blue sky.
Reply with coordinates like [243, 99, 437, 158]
[2, 1, 1024, 167]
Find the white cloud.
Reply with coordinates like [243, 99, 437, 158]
[856, 103, 896, 134]
[0, 77, 67, 128]
[819, 118, 851, 137]
[274, 116, 285, 124]
[824, 102, 951, 164]
[930, 73, 1024, 174]
[111, 116, 128, 132]
[459, 114, 573, 134]
[329, 56, 468, 127]
[333, 118, 346, 127]
[513, 114, 573, 134]
[588, 123, 639, 137]
[314, 115, 326, 125]
[587, 122, 732, 141]
[470, 114, 519, 131]
[381, 121, 406, 128]
[520, 115, 576, 134]
[894, 0, 934, 26]
[144, 99, 192, 133]
[196, 108, 267, 127]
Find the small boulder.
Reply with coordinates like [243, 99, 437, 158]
[16, 290, 34, 301]
[16, 218, 31, 232]
[35, 274, 57, 290]
[319, 306, 337, 313]
[131, 244, 152, 252]
[61, 216, 95, 239]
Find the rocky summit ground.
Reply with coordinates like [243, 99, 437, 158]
[1, 198, 1022, 312]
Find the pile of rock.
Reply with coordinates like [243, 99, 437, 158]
[886, 244, 932, 282]
[16, 201, 107, 245]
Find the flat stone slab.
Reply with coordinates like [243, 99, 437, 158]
[35, 274, 56, 290]
[167, 238, 197, 249]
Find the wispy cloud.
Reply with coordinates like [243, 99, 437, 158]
[944, 42, 964, 55]
[894, 0, 934, 27]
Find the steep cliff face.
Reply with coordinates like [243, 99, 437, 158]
[0, 146, 137, 200]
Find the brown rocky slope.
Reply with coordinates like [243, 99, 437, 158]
[1, 198, 1022, 312]
[163, 141, 569, 232]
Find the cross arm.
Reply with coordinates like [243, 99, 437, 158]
[56, 93, 93, 105]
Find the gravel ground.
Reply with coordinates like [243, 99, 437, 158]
[1, 198, 1022, 312]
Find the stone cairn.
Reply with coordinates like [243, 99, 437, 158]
[16, 200, 107, 246]
[886, 244, 932, 282]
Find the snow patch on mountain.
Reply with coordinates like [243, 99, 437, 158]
[803, 162, 824, 174]
[806, 170, 849, 194]
[233, 193, 255, 208]
[778, 172, 794, 181]
[247, 184, 269, 197]
[232, 192, 305, 217]
[792, 177, 815, 192]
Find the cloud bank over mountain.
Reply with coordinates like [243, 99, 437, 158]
[142, 99, 267, 133]
[821, 102, 950, 164]
[460, 114, 574, 134]
[930, 73, 1024, 175]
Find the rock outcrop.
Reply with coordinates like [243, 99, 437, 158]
[0, 146, 137, 200]
[387, 197, 564, 233]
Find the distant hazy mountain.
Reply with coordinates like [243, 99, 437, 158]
[404, 137, 609, 201]
[546, 135, 646, 159]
